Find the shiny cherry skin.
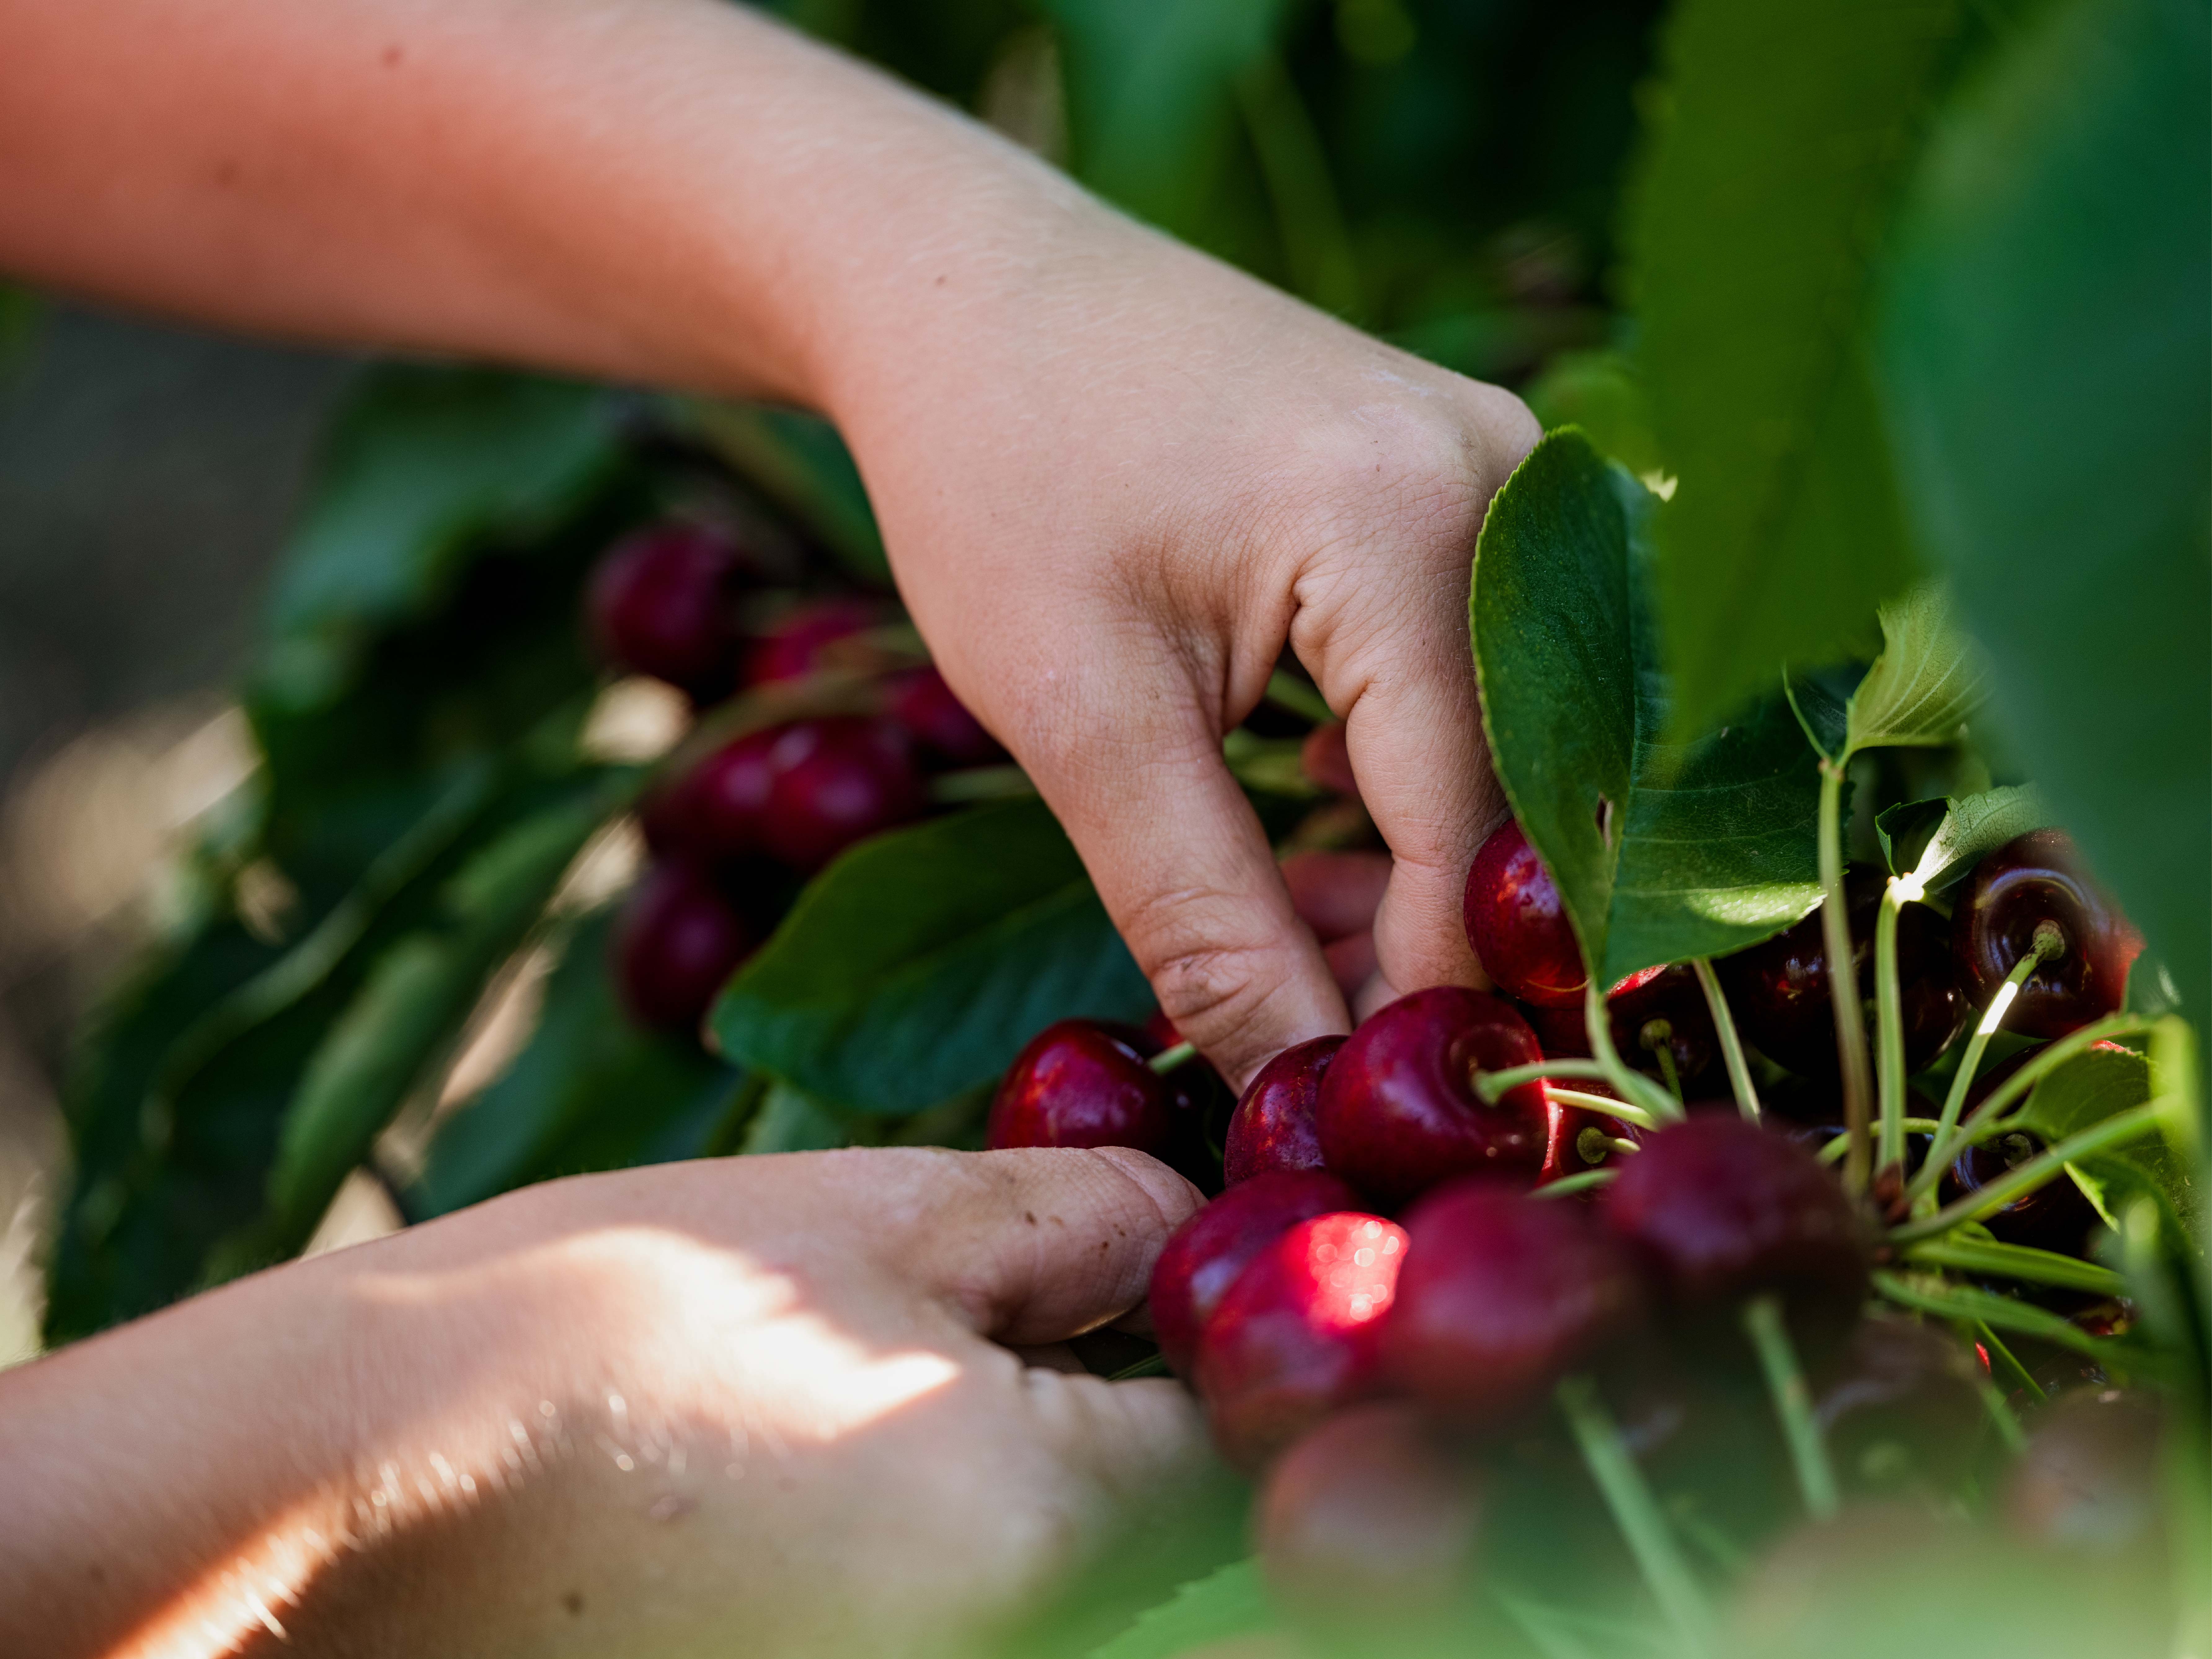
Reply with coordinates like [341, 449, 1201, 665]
[884, 666, 1005, 769]
[756, 716, 926, 870]
[1953, 830, 2141, 1039]
[611, 863, 754, 1033]
[743, 595, 880, 686]
[1148, 1170, 1362, 1376]
[1813, 1315, 1988, 1498]
[1602, 1116, 1870, 1362]
[1944, 1131, 2104, 1257]
[1257, 1403, 1487, 1636]
[1605, 965, 1718, 1085]
[1720, 872, 1967, 1076]
[1225, 1036, 1345, 1183]
[1196, 1211, 1407, 1468]
[585, 522, 749, 702]
[1463, 819, 1585, 1007]
[985, 1020, 1174, 1155]
[1384, 1180, 1642, 1426]
[1314, 988, 1550, 1206]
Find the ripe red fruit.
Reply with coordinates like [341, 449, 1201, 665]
[884, 666, 1005, 769]
[585, 522, 749, 701]
[1605, 964, 1719, 1085]
[1148, 1170, 1362, 1376]
[1257, 1404, 1487, 1635]
[1299, 721, 1359, 798]
[1953, 830, 2141, 1039]
[985, 1020, 1174, 1155]
[1942, 1123, 2104, 1257]
[755, 716, 925, 870]
[1384, 1180, 1642, 1426]
[744, 595, 880, 686]
[1719, 873, 1967, 1076]
[1601, 1116, 1870, 1360]
[1224, 1036, 1345, 1183]
[1463, 819, 1585, 1007]
[612, 863, 753, 1032]
[1196, 1211, 1407, 1468]
[1314, 987, 1549, 1205]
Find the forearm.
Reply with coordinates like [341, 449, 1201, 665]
[0, 0, 1097, 410]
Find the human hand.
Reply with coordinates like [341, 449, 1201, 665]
[824, 230, 1538, 1083]
[0, 1147, 1211, 1659]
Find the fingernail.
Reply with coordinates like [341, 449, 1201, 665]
[1091, 1146, 1204, 1228]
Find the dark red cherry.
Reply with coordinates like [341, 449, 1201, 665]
[1225, 1036, 1345, 1183]
[1813, 1316, 1988, 1498]
[1720, 873, 1967, 1076]
[1540, 1091, 1622, 1185]
[585, 522, 749, 701]
[611, 863, 753, 1033]
[1314, 988, 1549, 1205]
[1148, 1170, 1362, 1377]
[1942, 1128, 2104, 1258]
[1605, 965, 1719, 1086]
[1195, 1211, 1406, 1468]
[884, 666, 1006, 769]
[1463, 819, 1585, 1008]
[1299, 722, 1359, 798]
[1602, 1115, 1870, 1361]
[2004, 1388, 2166, 1556]
[743, 595, 881, 686]
[1953, 830, 2141, 1039]
[1257, 1403, 1487, 1635]
[1384, 1180, 1642, 1426]
[756, 716, 926, 871]
[985, 1020, 1174, 1155]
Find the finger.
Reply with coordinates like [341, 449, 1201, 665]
[1018, 1369, 1210, 1502]
[1033, 714, 1349, 1089]
[1294, 392, 1535, 999]
[886, 1147, 1204, 1347]
[1281, 850, 1391, 943]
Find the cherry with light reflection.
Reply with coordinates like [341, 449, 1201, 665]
[1148, 1170, 1362, 1377]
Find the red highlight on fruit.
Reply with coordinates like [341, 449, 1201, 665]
[586, 521, 749, 702]
[744, 596, 880, 686]
[1225, 1036, 1345, 1183]
[985, 1020, 1175, 1156]
[1384, 1180, 1642, 1426]
[1314, 987, 1549, 1205]
[1463, 818, 1585, 1007]
[679, 716, 925, 872]
[1148, 1170, 1362, 1377]
[1196, 1212, 1407, 1469]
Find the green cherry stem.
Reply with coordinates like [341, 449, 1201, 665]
[1146, 1041, 1199, 1075]
[1474, 1058, 1621, 1097]
[1533, 1167, 1619, 1200]
[1889, 1101, 2166, 1245]
[1547, 1088, 1661, 1131]
[1874, 878, 1914, 1172]
[1818, 1118, 1943, 1163]
[1974, 1320, 2046, 1405]
[1556, 1374, 1717, 1656]
[1582, 977, 1684, 1122]
[1741, 1294, 1840, 1521]
[1648, 1029, 1685, 1102]
[1817, 759, 1876, 1195]
[1690, 957, 1761, 1121]
[1909, 923, 2063, 1205]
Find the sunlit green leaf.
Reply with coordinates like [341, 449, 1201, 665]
[1878, 784, 2046, 892]
[1844, 585, 1988, 756]
[1088, 1561, 1271, 1659]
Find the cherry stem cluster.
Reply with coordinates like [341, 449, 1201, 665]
[1549, 1087, 1659, 1131]
[1888, 1100, 2165, 1245]
[1741, 1294, 1839, 1521]
[1908, 923, 2065, 1204]
[1555, 1374, 1717, 1657]
[1690, 957, 1761, 1121]
[1582, 978, 1686, 1122]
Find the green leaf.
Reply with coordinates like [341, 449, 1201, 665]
[2009, 1040, 2193, 1235]
[1842, 584, 1988, 756]
[1088, 1561, 1271, 1659]
[1878, 784, 2047, 892]
[709, 798, 1153, 1115]
[413, 908, 749, 1216]
[251, 779, 626, 1254]
[1630, 0, 1967, 732]
[1876, 0, 2212, 1041]
[263, 366, 620, 696]
[740, 1080, 860, 1154]
[1471, 431, 1825, 987]
[1522, 349, 1664, 480]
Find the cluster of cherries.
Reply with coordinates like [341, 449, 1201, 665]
[584, 521, 1005, 1035]
[985, 806, 2146, 1618]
